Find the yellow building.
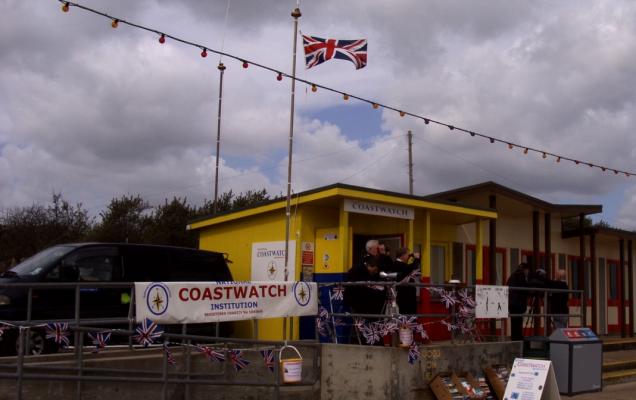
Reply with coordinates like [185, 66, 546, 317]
[187, 183, 496, 340]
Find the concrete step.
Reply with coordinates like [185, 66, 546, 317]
[604, 359, 636, 373]
[603, 368, 636, 386]
[603, 338, 636, 352]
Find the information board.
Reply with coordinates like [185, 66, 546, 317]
[503, 358, 560, 400]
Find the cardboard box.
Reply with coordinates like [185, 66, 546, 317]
[483, 364, 510, 400]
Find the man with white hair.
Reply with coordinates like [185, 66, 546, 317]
[549, 270, 569, 329]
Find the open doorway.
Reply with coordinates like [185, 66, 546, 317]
[352, 234, 403, 267]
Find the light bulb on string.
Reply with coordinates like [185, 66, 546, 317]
[62, 2, 70, 12]
[614, 170, 619, 175]
[602, 167, 606, 172]
[343, 93, 349, 101]
[111, 19, 119, 29]
[508, 143, 514, 150]
[489, 138, 495, 144]
[524, 148, 529, 154]
[448, 125, 454, 131]
[626, 173, 631, 177]
[470, 131, 475, 137]
[372, 103, 379, 109]
[399, 111, 405, 117]
[200, 48, 207, 58]
[242, 61, 248, 68]
[276, 73, 283, 81]
[542, 152, 547, 159]
[158, 34, 165, 44]
[575, 160, 580, 165]
[556, 157, 561, 163]
[588, 163, 593, 168]
[311, 84, 317, 92]
[424, 119, 430, 125]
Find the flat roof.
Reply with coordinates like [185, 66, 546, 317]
[188, 183, 497, 231]
[426, 181, 602, 218]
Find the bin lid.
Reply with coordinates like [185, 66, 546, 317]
[549, 327, 598, 341]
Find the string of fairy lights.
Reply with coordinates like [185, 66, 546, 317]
[57, 0, 635, 178]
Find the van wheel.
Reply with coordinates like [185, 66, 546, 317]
[15, 329, 58, 356]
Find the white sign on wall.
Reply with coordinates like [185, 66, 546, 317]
[135, 281, 317, 324]
[251, 241, 296, 281]
[475, 285, 509, 319]
[503, 358, 560, 400]
[344, 199, 415, 220]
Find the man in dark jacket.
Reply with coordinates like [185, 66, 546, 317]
[507, 263, 530, 340]
[548, 270, 569, 329]
[344, 256, 386, 317]
[391, 247, 420, 315]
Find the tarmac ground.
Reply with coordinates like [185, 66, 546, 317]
[563, 380, 636, 400]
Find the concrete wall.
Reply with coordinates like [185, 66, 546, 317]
[0, 341, 522, 400]
[321, 341, 522, 400]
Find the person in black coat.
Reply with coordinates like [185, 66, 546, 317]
[548, 270, 569, 329]
[343, 256, 386, 317]
[507, 263, 530, 340]
[391, 247, 420, 315]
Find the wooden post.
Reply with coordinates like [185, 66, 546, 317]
[544, 213, 551, 276]
[629, 240, 634, 337]
[476, 220, 484, 283]
[590, 233, 597, 333]
[620, 239, 626, 337]
[533, 211, 540, 272]
[579, 214, 587, 327]
[489, 195, 497, 335]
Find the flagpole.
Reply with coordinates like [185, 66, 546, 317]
[283, 6, 301, 340]
[213, 62, 226, 215]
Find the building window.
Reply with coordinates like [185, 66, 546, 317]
[466, 247, 476, 285]
[608, 261, 618, 301]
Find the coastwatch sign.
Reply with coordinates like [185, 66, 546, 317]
[135, 281, 317, 324]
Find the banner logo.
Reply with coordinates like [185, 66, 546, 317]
[293, 282, 311, 307]
[145, 283, 170, 316]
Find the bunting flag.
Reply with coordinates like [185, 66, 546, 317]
[440, 291, 457, 308]
[45, 322, 70, 347]
[260, 349, 275, 373]
[458, 288, 476, 307]
[408, 343, 421, 365]
[330, 285, 345, 301]
[133, 318, 163, 347]
[316, 316, 329, 337]
[196, 345, 226, 363]
[302, 35, 367, 70]
[88, 331, 111, 352]
[164, 342, 177, 365]
[229, 350, 251, 371]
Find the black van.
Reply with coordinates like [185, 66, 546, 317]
[0, 243, 233, 354]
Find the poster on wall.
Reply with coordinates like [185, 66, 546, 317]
[251, 241, 296, 281]
[475, 284, 509, 319]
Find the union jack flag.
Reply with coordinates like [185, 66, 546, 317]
[229, 350, 251, 372]
[164, 342, 177, 366]
[408, 343, 420, 365]
[302, 35, 367, 70]
[260, 349, 275, 373]
[133, 318, 163, 347]
[45, 322, 70, 347]
[88, 331, 111, 352]
[0, 323, 11, 337]
[440, 291, 457, 309]
[196, 345, 226, 363]
[330, 285, 345, 301]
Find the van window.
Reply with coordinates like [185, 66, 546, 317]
[58, 247, 120, 282]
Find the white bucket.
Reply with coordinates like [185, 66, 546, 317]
[279, 345, 303, 384]
[399, 327, 413, 348]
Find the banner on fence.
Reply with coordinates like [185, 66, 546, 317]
[135, 281, 318, 324]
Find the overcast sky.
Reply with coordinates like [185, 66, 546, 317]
[2, 0, 636, 227]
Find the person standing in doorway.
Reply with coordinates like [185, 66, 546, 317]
[549, 270, 569, 330]
[392, 247, 420, 315]
[507, 263, 530, 341]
